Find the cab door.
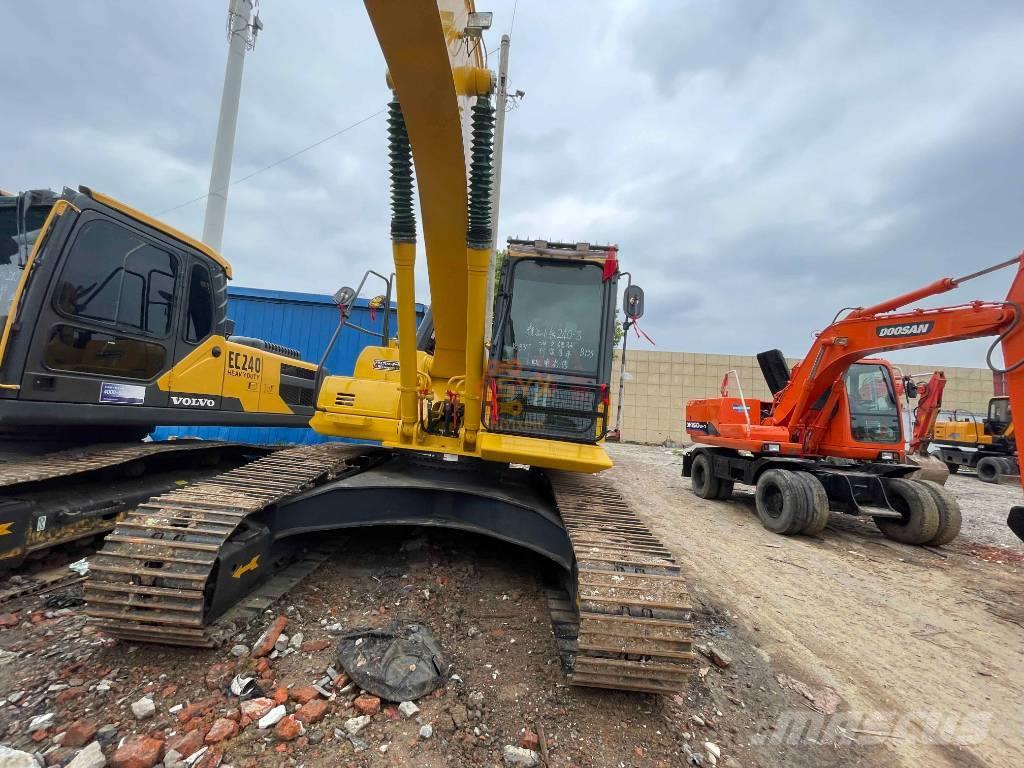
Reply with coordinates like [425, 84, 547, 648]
[21, 212, 181, 409]
[163, 259, 226, 411]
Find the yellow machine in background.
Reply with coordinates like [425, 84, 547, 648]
[932, 396, 1018, 482]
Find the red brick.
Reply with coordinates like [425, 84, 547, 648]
[62, 719, 97, 748]
[272, 687, 288, 705]
[274, 716, 301, 742]
[294, 699, 328, 725]
[205, 717, 239, 744]
[289, 686, 320, 705]
[55, 686, 87, 706]
[110, 736, 164, 768]
[353, 695, 380, 716]
[0, 613, 19, 628]
[251, 616, 288, 658]
[300, 639, 330, 653]
[165, 729, 205, 759]
[519, 729, 540, 750]
[239, 697, 275, 722]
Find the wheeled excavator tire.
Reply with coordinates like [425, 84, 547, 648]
[915, 480, 962, 546]
[976, 456, 1002, 484]
[691, 453, 733, 500]
[873, 478, 940, 545]
[793, 472, 830, 536]
[754, 469, 810, 535]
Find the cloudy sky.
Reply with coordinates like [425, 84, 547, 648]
[5, 1, 1022, 369]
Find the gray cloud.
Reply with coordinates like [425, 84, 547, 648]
[4, 0, 1021, 372]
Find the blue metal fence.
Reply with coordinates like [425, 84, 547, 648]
[152, 286, 423, 445]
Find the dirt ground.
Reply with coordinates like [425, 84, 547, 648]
[604, 443, 1023, 768]
[0, 444, 1020, 768]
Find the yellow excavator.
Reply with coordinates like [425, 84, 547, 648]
[931, 396, 1018, 483]
[84, 1, 693, 695]
[0, 188, 319, 567]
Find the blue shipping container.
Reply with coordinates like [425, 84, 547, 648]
[152, 286, 423, 445]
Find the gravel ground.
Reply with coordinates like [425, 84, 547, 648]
[0, 444, 1020, 768]
[941, 472, 1024, 550]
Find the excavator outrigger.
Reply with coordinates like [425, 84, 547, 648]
[684, 253, 1024, 545]
[85, 1, 694, 695]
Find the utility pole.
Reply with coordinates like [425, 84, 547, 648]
[202, 0, 262, 252]
[483, 34, 511, 353]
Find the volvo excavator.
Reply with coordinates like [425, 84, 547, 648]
[683, 257, 1024, 545]
[0, 187, 320, 567]
[83, 1, 693, 695]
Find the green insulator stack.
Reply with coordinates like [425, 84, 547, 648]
[388, 97, 416, 242]
[466, 95, 495, 249]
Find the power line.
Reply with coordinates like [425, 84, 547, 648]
[157, 109, 386, 216]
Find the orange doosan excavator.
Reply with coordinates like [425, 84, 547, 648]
[683, 254, 1024, 545]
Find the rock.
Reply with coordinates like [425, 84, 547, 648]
[110, 736, 163, 768]
[0, 746, 36, 768]
[130, 697, 155, 720]
[519, 730, 539, 750]
[257, 705, 286, 730]
[419, 724, 433, 739]
[7, 691, 24, 704]
[251, 616, 288, 658]
[163, 750, 184, 768]
[239, 697, 275, 722]
[300, 639, 330, 654]
[96, 725, 118, 744]
[0, 613, 20, 628]
[229, 645, 248, 658]
[502, 745, 541, 767]
[63, 720, 98, 748]
[288, 686, 320, 705]
[28, 713, 55, 731]
[449, 704, 469, 728]
[204, 663, 234, 691]
[56, 686, 88, 706]
[397, 701, 419, 719]
[342, 716, 371, 736]
[353, 695, 380, 716]
[294, 699, 328, 725]
[205, 718, 238, 744]
[307, 728, 324, 746]
[467, 690, 484, 707]
[287, 632, 303, 650]
[165, 730, 205, 759]
[701, 645, 732, 669]
[705, 742, 721, 766]
[46, 747, 77, 766]
[273, 717, 301, 742]
[273, 634, 289, 653]
[65, 742, 106, 768]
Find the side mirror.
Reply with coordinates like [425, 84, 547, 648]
[333, 286, 357, 311]
[623, 284, 645, 321]
[225, 318, 236, 337]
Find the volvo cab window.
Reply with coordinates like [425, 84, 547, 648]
[44, 325, 166, 379]
[0, 195, 53, 333]
[845, 363, 901, 444]
[55, 219, 177, 336]
[185, 263, 215, 343]
[499, 260, 605, 377]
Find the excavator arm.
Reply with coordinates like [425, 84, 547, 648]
[905, 371, 947, 455]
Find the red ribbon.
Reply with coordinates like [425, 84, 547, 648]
[632, 321, 655, 346]
[602, 247, 619, 281]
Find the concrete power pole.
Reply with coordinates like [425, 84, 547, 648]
[202, 0, 262, 252]
[484, 34, 511, 351]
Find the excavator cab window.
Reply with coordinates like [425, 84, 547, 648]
[986, 397, 1011, 435]
[844, 362, 901, 444]
[0, 193, 54, 331]
[185, 263, 215, 343]
[498, 259, 604, 376]
[488, 257, 613, 443]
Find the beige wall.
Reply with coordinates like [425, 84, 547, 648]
[608, 350, 996, 445]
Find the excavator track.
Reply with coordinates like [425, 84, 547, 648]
[0, 441, 236, 487]
[548, 471, 694, 695]
[84, 444, 365, 645]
